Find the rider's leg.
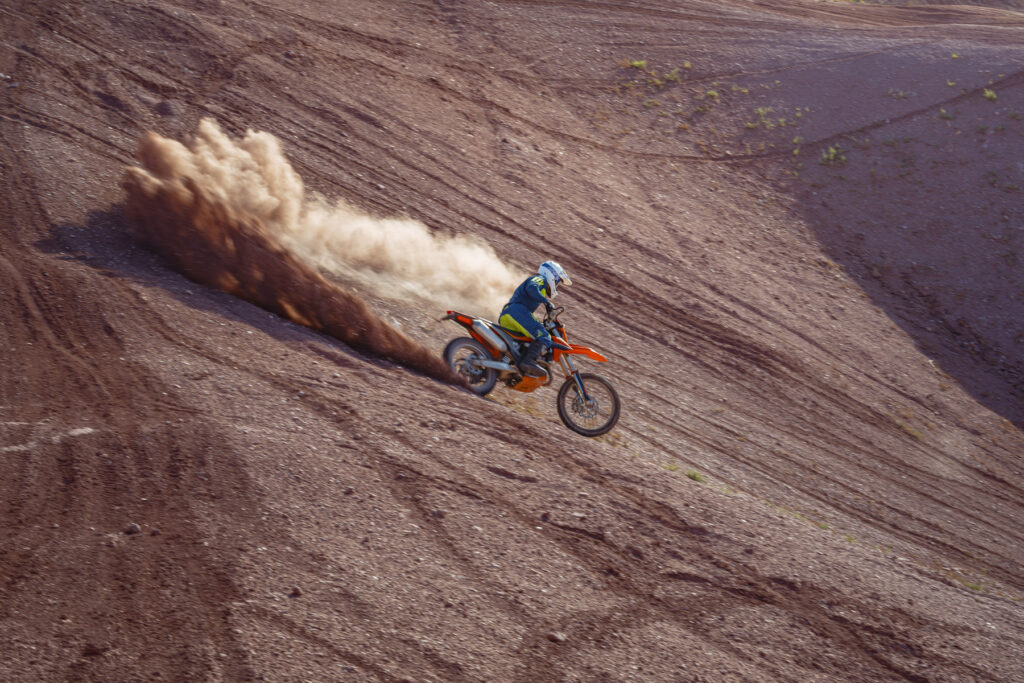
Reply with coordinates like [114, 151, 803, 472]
[516, 339, 549, 377]
[499, 304, 550, 342]
[499, 304, 551, 377]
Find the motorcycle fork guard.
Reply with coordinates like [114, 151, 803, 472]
[560, 355, 591, 401]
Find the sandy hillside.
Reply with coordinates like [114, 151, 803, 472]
[2, 0, 1024, 681]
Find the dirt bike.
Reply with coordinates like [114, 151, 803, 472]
[442, 306, 621, 437]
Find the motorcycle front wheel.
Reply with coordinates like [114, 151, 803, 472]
[556, 373, 621, 437]
[444, 337, 498, 396]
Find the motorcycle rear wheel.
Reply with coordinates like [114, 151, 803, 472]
[556, 373, 621, 436]
[444, 337, 498, 396]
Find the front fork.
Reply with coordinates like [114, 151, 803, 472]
[559, 355, 590, 400]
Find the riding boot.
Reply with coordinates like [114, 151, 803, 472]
[517, 340, 547, 378]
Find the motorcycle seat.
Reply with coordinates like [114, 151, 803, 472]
[475, 317, 531, 343]
[490, 324, 529, 350]
[498, 326, 532, 341]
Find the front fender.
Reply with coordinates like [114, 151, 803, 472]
[554, 343, 607, 363]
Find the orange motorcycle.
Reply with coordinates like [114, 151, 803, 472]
[442, 307, 621, 436]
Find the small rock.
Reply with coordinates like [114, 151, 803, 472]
[82, 643, 108, 657]
[284, 50, 295, 59]
[343, 487, 355, 495]
[288, 587, 302, 598]
[124, 523, 141, 535]
[150, 528, 161, 537]
[546, 631, 568, 643]
[540, 512, 551, 522]
[431, 509, 446, 519]
[154, 100, 176, 116]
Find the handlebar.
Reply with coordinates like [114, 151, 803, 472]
[544, 306, 567, 340]
[544, 305, 565, 323]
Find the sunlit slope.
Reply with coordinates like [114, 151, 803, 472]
[1, 0, 1023, 680]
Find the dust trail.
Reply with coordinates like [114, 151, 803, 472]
[122, 121, 469, 384]
[131, 118, 521, 314]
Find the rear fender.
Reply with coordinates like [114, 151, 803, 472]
[443, 311, 474, 329]
[444, 311, 502, 359]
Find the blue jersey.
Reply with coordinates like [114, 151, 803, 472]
[500, 274, 553, 347]
[505, 275, 550, 314]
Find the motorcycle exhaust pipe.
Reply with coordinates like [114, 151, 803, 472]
[471, 320, 508, 353]
[471, 358, 516, 371]
[469, 357, 553, 380]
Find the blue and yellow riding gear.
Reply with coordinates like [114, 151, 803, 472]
[499, 262, 571, 350]
[507, 274, 551, 312]
[500, 274, 551, 347]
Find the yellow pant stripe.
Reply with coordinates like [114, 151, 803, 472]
[498, 314, 533, 338]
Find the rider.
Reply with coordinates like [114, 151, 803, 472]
[499, 260, 571, 378]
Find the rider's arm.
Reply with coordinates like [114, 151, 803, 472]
[525, 275, 553, 310]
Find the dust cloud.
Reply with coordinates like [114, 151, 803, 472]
[122, 119, 475, 383]
[133, 118, 521, 314]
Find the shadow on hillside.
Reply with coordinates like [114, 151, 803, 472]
[779, 129, 1024, 430]
[39, 207, 400, 374]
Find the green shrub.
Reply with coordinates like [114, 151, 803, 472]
[820, 145, 846, 165]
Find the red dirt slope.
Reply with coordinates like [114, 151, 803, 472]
[2, 1, 1024, 681]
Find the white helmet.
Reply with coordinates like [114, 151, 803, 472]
[538, 260, 571, 298]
